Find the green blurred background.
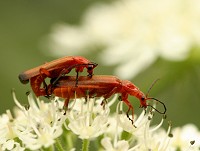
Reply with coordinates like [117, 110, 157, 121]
[0, 0, 200, 129]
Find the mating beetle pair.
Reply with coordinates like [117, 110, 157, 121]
[19, 56, 166, 123]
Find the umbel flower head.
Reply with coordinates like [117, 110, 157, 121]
[11, 91, 65, 150]
[64, 95, 115, 139]
[0, 110, 24, 151]
[0, 91, 199, 150]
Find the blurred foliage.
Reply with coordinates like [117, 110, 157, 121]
[0, 0, 200, 130]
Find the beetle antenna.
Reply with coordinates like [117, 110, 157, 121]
[146, 97, 166, 114]
[146, 78, 160, 98]
[145, 79, 166, 115]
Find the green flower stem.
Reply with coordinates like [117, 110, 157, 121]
[55, 138, 65, 151]
[66, 133, 74, 150]
[82, 139, 90, 151]
[42, 146, 53, 151]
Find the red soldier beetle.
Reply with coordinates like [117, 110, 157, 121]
[18, 56, 98, 97]
[49, 75, 166, 124]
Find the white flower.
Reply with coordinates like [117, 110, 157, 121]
[12, 92, 65, 150]
[171, 123, 200, 150]
[0, 111, 25, 151]
[101, 137, 129, 151]
[115, 101, 172, 151]
[1, 90, 199, 150]
[113, 101, 200, 151]
[65, 96, 116, 139]
[1, 140, 24, 151]
[43, 0, 200, 79]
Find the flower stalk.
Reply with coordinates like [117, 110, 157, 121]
[82, 139, 90, 151]
[55, 138, 65, 151]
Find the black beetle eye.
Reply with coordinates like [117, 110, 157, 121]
[87, 65, 93, 71]
[141, 96, 145, 101]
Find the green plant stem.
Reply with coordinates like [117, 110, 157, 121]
[55, 138, 65, 151]
[82, 139, 90, 151]
[66, 133, 73, 150]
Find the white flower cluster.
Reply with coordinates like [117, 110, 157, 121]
[43, 0, 200, 79]
[0, 92, 199, 150]
[0, 92, 65, 150]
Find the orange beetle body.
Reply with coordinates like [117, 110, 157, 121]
[18, 56, 98, 97]
[50, 75, 149, 123]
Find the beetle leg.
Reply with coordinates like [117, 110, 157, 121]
[30, 76, 46, 97]
[39, 68, 52, 97]
[39, 67, 70, 97]
[100, 87, 118, 109]
[43, 82, 49, 97]
[100, 99, 108, 109]
[121, 93, 134, 125]
[103, 87, 118, 99]
[83, 90, 90, 103]
[75, 71, 79, 87]
[63, 98, 70, 115]
[47, 84, 54, 98]
[50, 67, 72, 87]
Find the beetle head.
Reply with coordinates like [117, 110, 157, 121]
[123, 80, 166, 114]
[87, 62, 98, 77]
[122, 80, 147, 108]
